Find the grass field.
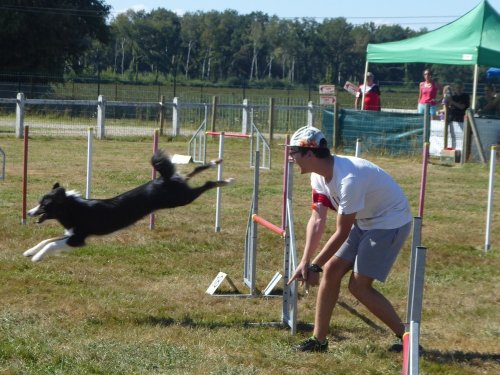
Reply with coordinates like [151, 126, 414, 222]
[0, 135, 498, 374]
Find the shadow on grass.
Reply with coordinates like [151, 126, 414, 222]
[422, 349, 500, 365]
[135, 299, 385, 334]
[134, 315, 312, 331]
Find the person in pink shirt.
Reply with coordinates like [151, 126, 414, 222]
[418, 69, 439, 116]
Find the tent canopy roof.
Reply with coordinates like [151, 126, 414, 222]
[367, 0, 500, 66]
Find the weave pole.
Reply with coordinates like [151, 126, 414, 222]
[149, 129, 159, 230]
[484, 145, 497, 253]
[85, 127, 94, 199]
[403, 246, 427, 375]
[21, 126, 29, 225]
[418, 142, 430, 218]
[402, 332, 410, 375]
[406, 217, 422, 323]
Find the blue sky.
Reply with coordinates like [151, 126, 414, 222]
[106, 0, 500, 30]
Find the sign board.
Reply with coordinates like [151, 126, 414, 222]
[320, 96, 336, 105]
[319, 85, 336, 95]
[344, 81, 358, 96]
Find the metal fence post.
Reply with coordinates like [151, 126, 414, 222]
[97, 95, 106, 140]
[242, 98, 249, 134]
[159, 95, 165, 136]
[307, 101, 314, 127]
[172, 97, 180, 136]
[16, 92, 25, 139]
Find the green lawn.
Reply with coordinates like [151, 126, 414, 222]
[0, 135, 498, 374]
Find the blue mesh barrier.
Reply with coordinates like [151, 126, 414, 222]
[323, 109, 424, 156]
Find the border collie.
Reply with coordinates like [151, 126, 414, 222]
[24, 150, 233, 262]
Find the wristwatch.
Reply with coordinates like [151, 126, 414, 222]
[308, 263, 323, 273]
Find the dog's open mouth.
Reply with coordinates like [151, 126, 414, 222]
[36, 213, 47, 223]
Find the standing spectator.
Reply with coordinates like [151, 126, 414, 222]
[418, 69, 439, 117]
[355, 72, 381, 111]
[288, 126, 412, 353]
[446, 81, 470, 123]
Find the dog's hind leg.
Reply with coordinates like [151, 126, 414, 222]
[23, 237, 61, 257]
[185, 159, 222, 181]
[184, 178, 235, 203]
[30, 238, 74, 262]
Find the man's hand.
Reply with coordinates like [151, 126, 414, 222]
[288, 261, 308, 286]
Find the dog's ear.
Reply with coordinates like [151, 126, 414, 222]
[53, 186, 66, 203]
[52, 182, 60, 190]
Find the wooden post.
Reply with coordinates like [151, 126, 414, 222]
[461, 113, 471, 164]
[443, 106, 449, 149]
[16, 92, 25, 139]
[96, 95, 105, 140]
[268, 97, 275, 142]
[211, 96, 218, 133]
[333, 100, 339, 152]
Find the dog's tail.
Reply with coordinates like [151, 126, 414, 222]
[151, 150, 176, 179]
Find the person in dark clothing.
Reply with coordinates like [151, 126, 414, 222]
[445, 81, 470, 122]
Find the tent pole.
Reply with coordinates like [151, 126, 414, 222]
[472, 64, 479, 111]
[361, 61, 369, 111]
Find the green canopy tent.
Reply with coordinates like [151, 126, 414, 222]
[364, 0, 500, 109]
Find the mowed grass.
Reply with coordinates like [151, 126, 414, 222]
[0, 135, 498, 375]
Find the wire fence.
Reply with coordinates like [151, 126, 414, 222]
[0, 94, 326, 139]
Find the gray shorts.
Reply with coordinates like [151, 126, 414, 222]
[335, 221, 412, 282]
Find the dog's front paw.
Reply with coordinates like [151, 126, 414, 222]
[23, 247, 39, 257]
[31, 251, 45, 262]
[225, 178, 235, 185]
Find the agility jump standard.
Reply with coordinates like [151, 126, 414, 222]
[206, 141, 299, 334]
[188, 106, 271, 170]
[246, 142, 298, 333]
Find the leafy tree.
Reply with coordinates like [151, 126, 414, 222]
[0, 0, 110, 82]
[317, 18, 354, 84]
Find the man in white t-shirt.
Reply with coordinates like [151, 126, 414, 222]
[288, 126, 412, 353]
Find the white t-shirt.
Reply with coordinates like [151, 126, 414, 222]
[311, 155, 412, 230]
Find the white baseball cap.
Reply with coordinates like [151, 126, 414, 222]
[290, 126, 327, 148]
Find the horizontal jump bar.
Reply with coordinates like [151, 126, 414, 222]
[252, 214, 285, 237]
[206, 131, 251, 138]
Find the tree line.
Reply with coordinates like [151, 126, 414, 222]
[0, 0, 479, 88]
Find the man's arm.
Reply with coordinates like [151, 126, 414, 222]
[288, 204, 328, 284]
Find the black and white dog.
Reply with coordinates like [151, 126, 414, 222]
[24, 150, 233, 262]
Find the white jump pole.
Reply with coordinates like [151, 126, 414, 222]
[484, 145, 497, 253]
[21, 126, 29, 225]
[149, 129, 159, 230]
[86, 127, 93, 199]
[355, 138, 362, 157]
[215, 132, 225, 232]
